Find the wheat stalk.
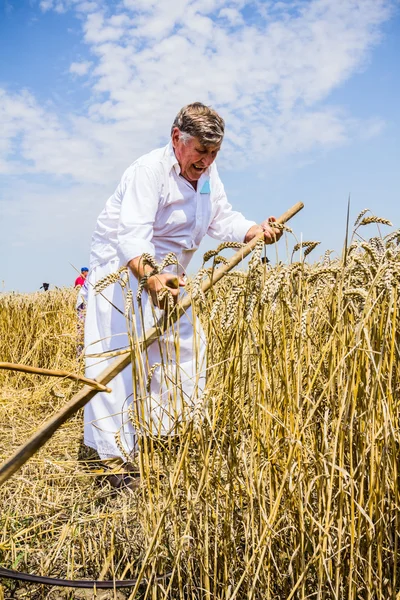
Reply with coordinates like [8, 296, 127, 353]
[354, 208, 370, 226]
[358, 216, 392, 227]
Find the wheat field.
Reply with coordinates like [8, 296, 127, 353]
[0, 212, 399, 600]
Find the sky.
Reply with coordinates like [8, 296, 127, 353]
[0, 0, 399, 293]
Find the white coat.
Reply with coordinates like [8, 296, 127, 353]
[84, 143, 255, 459]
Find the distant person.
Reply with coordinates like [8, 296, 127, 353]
[76, 272, 88, 358]
[75, 267, 89, 288]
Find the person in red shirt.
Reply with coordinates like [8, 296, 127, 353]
[75, 267, 88, 288]
[75, 267, 89, 358]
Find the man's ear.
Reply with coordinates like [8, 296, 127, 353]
[171, 127, 180, 148]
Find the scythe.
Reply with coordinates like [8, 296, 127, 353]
[0, 202, 303, 488]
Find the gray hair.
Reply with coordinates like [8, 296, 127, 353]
[171, 102, 225, 147]
[178, 131, 193, 145]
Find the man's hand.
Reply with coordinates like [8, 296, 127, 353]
[145, 272, 186, 310]
[128, 256, 186, 310]
[244, 216, 283, 245]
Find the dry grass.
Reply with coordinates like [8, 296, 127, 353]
[0, 213, 400, 599]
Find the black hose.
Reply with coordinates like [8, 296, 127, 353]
[0, 566, 171, 589]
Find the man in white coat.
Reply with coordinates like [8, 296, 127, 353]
[84, 102, 281, 480]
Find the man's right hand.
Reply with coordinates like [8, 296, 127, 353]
[128, 256, 185, 310]
[145, 273, 186, 309]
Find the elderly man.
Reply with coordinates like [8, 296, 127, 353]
[84, 102, 281, 476]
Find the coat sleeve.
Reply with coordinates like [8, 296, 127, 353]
[206, 169, 256, 243]
[117, 165, 160, 264]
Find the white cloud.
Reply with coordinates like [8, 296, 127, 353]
[40, 0, 101, 12]
[218, 7, 244, 26]
[69, 60, 92, 75]
[39, 0, 54, 11]
[83, 11, 131, 43]
[39, 0, 68, 12]
[1, 0, 395, 184]
[75, 1, 99, 12]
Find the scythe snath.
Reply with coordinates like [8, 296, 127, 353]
[0, 202, 303, 488]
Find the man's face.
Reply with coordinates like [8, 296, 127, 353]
[172, 128, 221, 183]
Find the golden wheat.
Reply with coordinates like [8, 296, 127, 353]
[0, 219, 399, 599]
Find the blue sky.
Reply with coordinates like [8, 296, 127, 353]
[0, 0, 399, 292]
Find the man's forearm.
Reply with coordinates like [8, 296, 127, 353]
[244, 224, 263, 243]
[127, 256, 155, 281]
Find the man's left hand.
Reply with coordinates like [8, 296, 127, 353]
[244, 216, 283, 245]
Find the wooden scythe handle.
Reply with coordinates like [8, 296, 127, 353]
[0, 202, 303, 486]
